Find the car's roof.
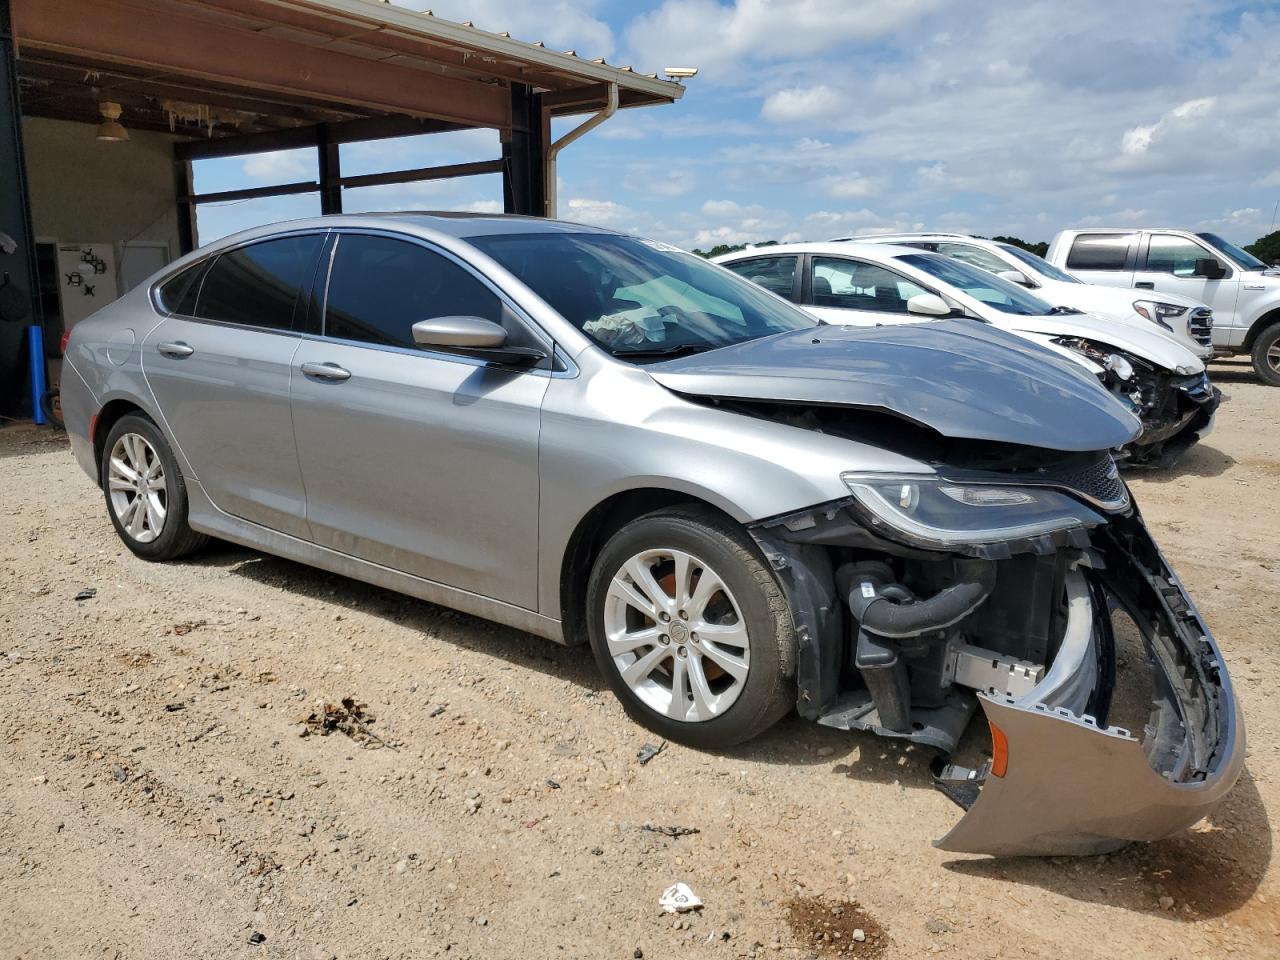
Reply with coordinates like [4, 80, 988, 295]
[714, 241, 917, 260]
[833, 233, 986, 244]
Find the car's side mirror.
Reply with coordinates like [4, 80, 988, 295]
[411, 316, 547, 365]
[997, 269, 1033, 287]
[1193, 257, 1229, 280]
[905, 293, 952, 317]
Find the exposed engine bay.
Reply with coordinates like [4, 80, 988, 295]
[735, 403, 1242, 856]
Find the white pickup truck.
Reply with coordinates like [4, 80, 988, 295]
[1046, 228, 1280, 385]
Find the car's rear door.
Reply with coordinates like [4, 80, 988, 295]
[141, 232, 324, 538]
[289, 231, 549, 609]
[801, 255, 933, 326]
[1060, 232, 1137, 287]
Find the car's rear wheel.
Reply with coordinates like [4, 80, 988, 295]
[1251, 321, 1280, 387]
[586, 506, 795, 748]
[101, 413, 208, 561]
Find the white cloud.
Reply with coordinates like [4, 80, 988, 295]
[760, 85, 843, 123]
[820, 175, 881, 200]
[461, 200, 504, 214]
[1120, 97, 1216, 158]
[564, 197, 632, 226]
[242, 150, 312, 182]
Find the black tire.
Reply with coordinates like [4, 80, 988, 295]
[100, 413, 208, 561]
[1251, 321, 1280, 387]
[586, 505, 795, 749]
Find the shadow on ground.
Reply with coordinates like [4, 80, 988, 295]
[943, 767, 1272, 922]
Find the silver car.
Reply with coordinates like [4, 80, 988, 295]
[60, 214, 1242, 856]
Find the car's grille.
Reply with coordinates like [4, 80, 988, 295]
[1172, 371, 1214, 404]
[1189, 308, 1213, 349]
[1032, 452, 1128, 509]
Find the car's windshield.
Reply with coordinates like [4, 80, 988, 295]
[467, 232, 815, 357]
[1196, 232, 1267, 271]
[897, 253, 1056, 316]
[996, 243, 1081, 284]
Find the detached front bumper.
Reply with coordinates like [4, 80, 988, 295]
[935, 512, 1244, 856]
[1126, 373, 1221, 466]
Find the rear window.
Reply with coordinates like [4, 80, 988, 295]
[195, 235, 323, 331]
[1065, 233, 1133, 271]
[155, 262, 205, 315]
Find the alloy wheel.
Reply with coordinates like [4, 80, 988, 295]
[1268, 340, 1280, 374]
[107, 433, 167, 544]
[603, 548, 750, 721]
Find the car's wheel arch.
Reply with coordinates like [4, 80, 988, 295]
[1243, 304, 1280, 350]
[558, 486, 751, 647]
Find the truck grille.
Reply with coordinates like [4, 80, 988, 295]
[1189, 308, 1213, 349]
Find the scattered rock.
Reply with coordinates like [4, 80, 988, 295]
[637, 741, 666, 765]
[111, 765, 127, 783]
[816, 746, 835, 758]
[247, 931, 266, 945]
[73, 587, 96, 601]
[925, 918, 953, 935]
[1158, 896, 1175, 911]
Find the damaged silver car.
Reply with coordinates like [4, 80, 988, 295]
[60, 214, 1243, 857]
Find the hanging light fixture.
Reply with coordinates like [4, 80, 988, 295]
[96, 101, 128, 141]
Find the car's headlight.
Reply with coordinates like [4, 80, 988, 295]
[1051, 337, 1137, 382]
[1132, 300, 1186, 332]
[841, 474, 1111, 548]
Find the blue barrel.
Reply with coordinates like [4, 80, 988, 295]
[28, 324, 47, 425]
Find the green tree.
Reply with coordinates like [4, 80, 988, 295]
[691, 240, 779, 259]
[1245, 230, 1280, 265]
[990, 235, 1049, 258]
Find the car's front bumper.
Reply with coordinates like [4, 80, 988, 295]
[934, 511, 1244, 856]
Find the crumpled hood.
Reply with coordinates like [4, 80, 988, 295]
[647, 320, 1141, 452]
[1001, 309, 1204, 374]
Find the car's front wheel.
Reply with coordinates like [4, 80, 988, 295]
[101, 413, 208, 561]
[586, 506, 795, 748]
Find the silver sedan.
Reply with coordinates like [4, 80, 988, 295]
[60, 214, 1242, 856]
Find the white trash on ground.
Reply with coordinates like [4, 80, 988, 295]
[659, 882, 703, 913]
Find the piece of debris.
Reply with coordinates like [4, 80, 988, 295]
[247, 931, 266, 945]
[111, 765, 127, 783]
[637, 741, 666, 765]
[659, 882, 703, 914]
[546, 778, 561, 789]
[73, 587, 96, 601]
[429, 705, 446, 717]
[925, 917, 954, 935]
[163, 702, 185, 713]
[173, 620, 205, 636]
[295, 697, 395, 749]
[641, 823, 700, 839]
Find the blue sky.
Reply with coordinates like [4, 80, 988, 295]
[194, 0, 1280, 250]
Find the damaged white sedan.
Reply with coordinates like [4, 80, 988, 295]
[60, 214, 1242, 857]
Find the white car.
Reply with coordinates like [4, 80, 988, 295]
[715, 242, 1219, 466]
[846, 233, 1214, 360]
[1046, 227, 1280, 385]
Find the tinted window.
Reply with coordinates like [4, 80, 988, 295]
[468, 232, 812, 358]
[722, 255, 798, 298]
[810, 257, 929, 313]
[933, 242, 1012, 275]
[1146, 234, 1225, 277]
[1196, 232, 1265, 270]
[898, 253, 1054, 316]
[324, 234, 502, 348]
[1065, 233, 1133, 271]
[196, 235, 321, 330]
[156, 262, 205, 315]
[997, 243, 1080, 283]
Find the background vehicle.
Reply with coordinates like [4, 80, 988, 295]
[1046, 227, 1280, 385]
[715, 242, 1218, 466]
[847, 233, 1213, 359]
[58, 214, 1241, 856]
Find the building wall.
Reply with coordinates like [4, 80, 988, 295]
[22, 115, 181, 255]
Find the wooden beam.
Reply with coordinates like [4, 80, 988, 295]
[183, 179, 317, 205]
[174, 115, 470, 160]
[337, 159, 503, 191]
[12, 0, 510, 128]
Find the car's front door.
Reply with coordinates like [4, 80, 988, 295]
[802, 255, 933, 326]
[141, 233, 324, 539]
[1129, 232, 1241, 338]
[289, 232, 549, 610]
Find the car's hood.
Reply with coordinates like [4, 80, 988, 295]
[646, 320, 1141, 452]
[997, 310, 1204, 373]
[1041, 280, 1206, 313]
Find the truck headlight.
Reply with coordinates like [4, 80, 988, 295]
[1132, 300, 1186, 332]
[841, 475, 1114, 548]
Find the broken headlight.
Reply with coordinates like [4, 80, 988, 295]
[1051, 337, 1136, 382]
[1132, 299, 1186, 332]
[841, 474, 1106, 548]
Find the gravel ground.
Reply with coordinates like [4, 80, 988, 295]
[1, 359, 1277, 960]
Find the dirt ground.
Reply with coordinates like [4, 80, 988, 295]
[1, 358, 1277, 960]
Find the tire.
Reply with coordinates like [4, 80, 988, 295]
[1251, 321, 1280, 387]
[586, 505, 795, 749]
[100, 413, 208, 561]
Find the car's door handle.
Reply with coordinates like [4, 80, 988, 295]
[300, 361, 351, 382]
[1133, 282, 1155, 290]
[157, 341, 194, 358]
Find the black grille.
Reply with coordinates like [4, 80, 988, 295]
[1189, 308, 1213, 349]
[1030, 452, 1127, 507]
